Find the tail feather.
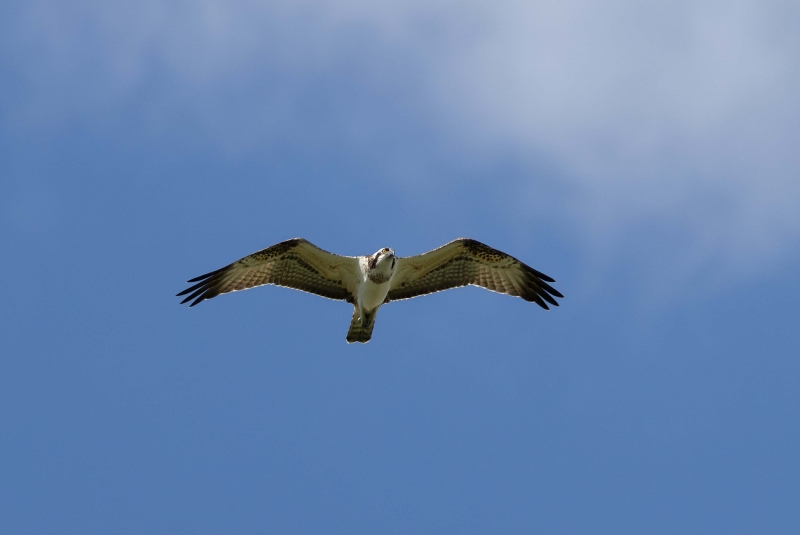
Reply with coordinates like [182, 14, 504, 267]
[346, 307, 378, 344]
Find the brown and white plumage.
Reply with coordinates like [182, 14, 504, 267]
[176, 238, 360, 307]
[387, 238, 562, 309]
[177, 237, 563, 343]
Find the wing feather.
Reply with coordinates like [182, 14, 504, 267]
[176, 238, 360, 307]
[387, 238, 563, 309]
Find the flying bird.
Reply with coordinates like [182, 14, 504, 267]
[177, 238, 563, 343]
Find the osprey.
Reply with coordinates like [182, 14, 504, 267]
[177, 238, 563, 343]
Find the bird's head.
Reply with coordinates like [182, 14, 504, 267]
[369, 247, 396, 272]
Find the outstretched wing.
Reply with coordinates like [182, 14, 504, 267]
[387, 238, 563, 309]
[177, 238, 360, 307]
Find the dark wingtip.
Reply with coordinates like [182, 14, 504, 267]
[180, 292, 201, 305]
[181, 284, 211, 305]
[187, 268, 222, 283]
[177, 279, 208, 297]
[538, 281, 564, 300]
[180, 265, 227, 304]
[530, 294, 550, 310]
[540, 291, 559, 307]
[522, 263, 556, 283]
[188, 291, 211, 307]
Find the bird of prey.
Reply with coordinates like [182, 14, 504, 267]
[177, 238, 563, 343]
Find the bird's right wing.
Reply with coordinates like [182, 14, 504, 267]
[177, 238, 361, 307]
[387, 238, 562, 309]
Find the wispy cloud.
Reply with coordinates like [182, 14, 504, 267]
[430, 1, 800, 272]
[4, 0, 799, 287]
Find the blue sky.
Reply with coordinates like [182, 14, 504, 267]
[2, 1, 799, 533]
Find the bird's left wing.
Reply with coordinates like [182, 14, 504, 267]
[177, 238, 360, 307]
[387, 238, 563, 309]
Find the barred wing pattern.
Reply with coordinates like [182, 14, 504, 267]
[387, 239, 563, 309]
[177, 238, 360, 307]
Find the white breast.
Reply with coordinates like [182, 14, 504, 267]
[358, 279, 390, 312]
[356, 257, 393, 315]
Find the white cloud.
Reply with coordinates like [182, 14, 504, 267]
[4, 0, 800, 285]
[430, 1, 800, 265]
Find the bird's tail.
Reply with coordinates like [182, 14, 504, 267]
[346, 307, 377, 344]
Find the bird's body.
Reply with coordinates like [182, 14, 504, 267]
[343, 248, 396, 342]
[357, 249, 395, 312]
[177, 238, 562, 343]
